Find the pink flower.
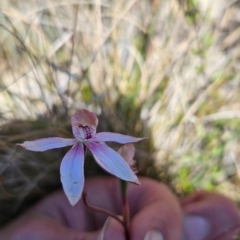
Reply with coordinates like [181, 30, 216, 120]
[18, 109, 144, 206]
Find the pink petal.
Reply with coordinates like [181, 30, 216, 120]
[85, 141, 140, 184]
[17, 138, 76, 152]
[118, 144, 138, 173]
[92, 132, 146, 144]
[118, 143, 135, 165]
[71, 109, 98, 127]
[60, 143, 85, 206]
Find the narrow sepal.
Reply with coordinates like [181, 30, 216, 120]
[92, 132, 146, 144]
[17, 138, 76, 152]
[60, 143, 85, 206]
[85, 141, 140, 184]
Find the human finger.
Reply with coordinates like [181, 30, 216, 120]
[0, 213, 126, 240]
[99, 217, 125, 240]
[127, 177, 182, 240]
[0, 215, 100, 240]
[181, 191, 240, 240]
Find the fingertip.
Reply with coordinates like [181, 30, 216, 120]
[182, 215, 210, 240]
[182, 192, 240, 240]
[144, 229, 164, 240]
[127, 178, 182, 240]
[130, 201, 182, 240]
[99, 217, 125, 240]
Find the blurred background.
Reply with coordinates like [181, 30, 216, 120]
[1, 0, 240, 235]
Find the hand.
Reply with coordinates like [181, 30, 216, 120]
[0, 177, 239, 240]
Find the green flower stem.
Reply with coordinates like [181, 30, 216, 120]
[120, 179, 130, 238]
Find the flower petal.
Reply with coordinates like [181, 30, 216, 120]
[118, 143, 135, 165]
[85, 141, 140, 184]
[118, 144, 138, 174]
[17, 138, 76, 152]
[60, 142, 85, 206]
[92, 132, 146, 144]
[71, 109, 98, 140]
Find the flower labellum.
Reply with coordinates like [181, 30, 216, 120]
[17, 109, 145, 206]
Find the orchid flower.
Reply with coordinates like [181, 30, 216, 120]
[18, 109, 144, 206]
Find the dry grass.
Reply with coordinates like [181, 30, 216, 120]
[1, 1, 240, 236]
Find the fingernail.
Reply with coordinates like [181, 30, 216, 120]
[144, 229, 164, 240]
[99, 217, 111, 240]
[182, 215, 210, 240]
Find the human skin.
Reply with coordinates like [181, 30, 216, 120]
[0, 177, 239, 240]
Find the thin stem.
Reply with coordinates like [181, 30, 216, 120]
[82, 191, 123, 225]
[120, 180, 130, 226]
[120, 180, 130, 240]
[120, 179, 128, 202]
[82, 191, 130, 240]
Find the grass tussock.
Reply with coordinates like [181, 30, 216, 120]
[1, 0, 240, 232]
